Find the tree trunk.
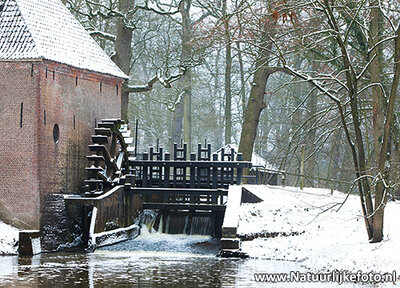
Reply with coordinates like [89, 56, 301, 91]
[368, 0, 385, 243]
[170, 100, 184, 150]
[238, 65, 269, 162]
[237, 41, 246, 117]
[305, 80, 317, 187]
[223, 0, 232, 145]
[370, 25, 400, 243]
[180, 0, 192, 155]
[369, 0, 385, 170]
[112, 0, 134, 122]
[213, 49, 223, 149]
[238, 62, 288, 163]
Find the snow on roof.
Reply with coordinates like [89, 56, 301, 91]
[214, 144, 277, 170]
[0, 0, 128, 79]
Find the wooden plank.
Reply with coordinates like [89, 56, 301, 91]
[128, 187, 228, 196]
[124, 137, 133, 144]
[101, 118, 124, 124]
[85, 166, 104, 172]
[97, 122, 115, 129]
[87, 155, 105, 162]
[128, 159, 252, 168]
[84, 179, 103, 184]
[94, 128, 112, 136]
[88, 145, 116, 171]
[91, 135, 109, 144]
[142, 203, 226, 211]
[89, 144, 108, 153]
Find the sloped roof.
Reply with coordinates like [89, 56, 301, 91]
[0, 0, 128, 79]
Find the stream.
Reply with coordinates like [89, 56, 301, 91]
[0, 231, 384, 287]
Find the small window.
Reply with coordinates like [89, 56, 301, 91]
[20, 102, 23, 128]
[73, 115, 76, 129]
[53, 124, 60, 144]
[44, 110, 46, 125]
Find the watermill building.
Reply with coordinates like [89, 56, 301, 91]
[0, 0, 128, 229]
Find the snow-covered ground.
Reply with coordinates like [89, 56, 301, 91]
[0, 221, 18, 255]
[239, 185, 400, 274]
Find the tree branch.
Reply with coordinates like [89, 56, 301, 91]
[88, 30, 116, 42]
[125, 68, 186, 93]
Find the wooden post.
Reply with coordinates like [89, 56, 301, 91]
[197, 143, 202, 160]
[183, 143, 187, 186]
[220, 151, 225, 187]
[183, 143, 187, 160]
[190, 153, 196, 203]
[212, 154, 218, 188]
[173, 143, 178, 160]
[190, 154, 196, 188]
[164, 153, 170, 201]
[149, 148, 154, 187]
[158, 147, 163, 186]
[237, 153, 243, 184]
[143, 153, 148, 188]
[134, 119, 138, 157]
[256, 168, 259, 185]
[164, 153, 170, 186]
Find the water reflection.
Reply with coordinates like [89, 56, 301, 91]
[0, 235, 387, 288]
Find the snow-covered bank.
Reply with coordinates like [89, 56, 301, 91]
[239, 185, 400, 274]
[0, 221, 18, 255]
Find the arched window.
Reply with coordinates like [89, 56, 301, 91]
[53, 124, 60, 144]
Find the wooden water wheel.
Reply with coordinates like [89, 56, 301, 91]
[83, 119, 134, 197]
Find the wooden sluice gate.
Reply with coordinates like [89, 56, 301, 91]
[130, 143, 250, 209]
[129, 143, 252, 238]
[64, 118, 252, 252]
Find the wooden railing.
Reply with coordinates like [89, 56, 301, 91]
[128, 143, 252, 208]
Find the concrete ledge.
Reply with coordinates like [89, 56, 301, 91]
[219, 249, 249, 258]
[221, 238, 240, 250]
[220, 186, 263, 257]
[222, 185, 242, 237]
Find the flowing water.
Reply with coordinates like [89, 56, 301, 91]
[0, 211, 387, 287]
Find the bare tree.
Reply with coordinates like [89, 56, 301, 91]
[273, 0, 400, 242]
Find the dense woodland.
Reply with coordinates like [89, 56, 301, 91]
[64, 0, 400, 242]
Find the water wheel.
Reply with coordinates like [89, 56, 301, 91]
[83, 119, 134, 196]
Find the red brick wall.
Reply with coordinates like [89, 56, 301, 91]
[0, 60, 123, 229]
[0, 61, 41, 228]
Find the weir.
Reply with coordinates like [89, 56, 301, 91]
[139, 209, 214, 236]
[61, 120, 252, 254]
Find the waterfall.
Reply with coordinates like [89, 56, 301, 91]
[139, 209, 159, 234]
[139, 210, 214, 236]
[189, 216, 213, 236]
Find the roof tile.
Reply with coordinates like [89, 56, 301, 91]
[0, 0, 128, 79]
